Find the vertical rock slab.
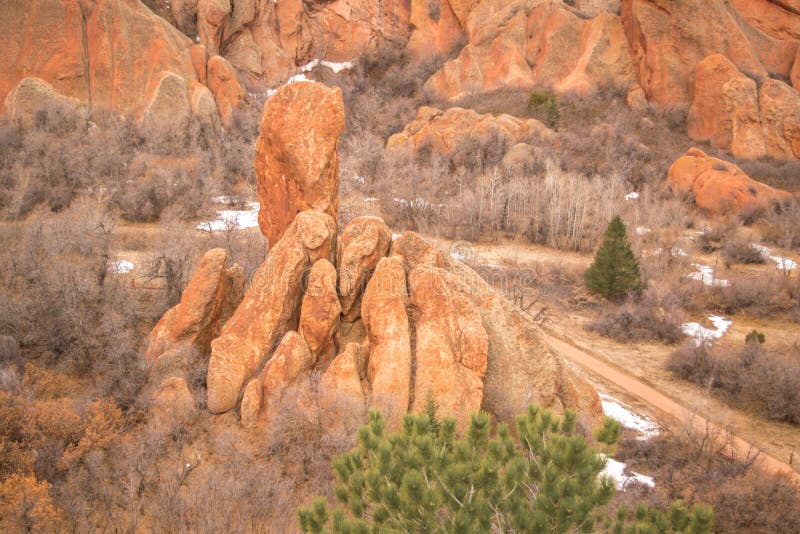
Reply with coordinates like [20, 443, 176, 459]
[207, 211, 335, 414]
[255, 82, 345, 247]
[298, 259, 341, 368]
[408, 265, 488, 428]
[687, 54, 766, 159]
[621, 0, 767, 106]
[338, 216, 392, 322]
[361, 257, 412, 430]
[206, 55, 247, 128]
[318, 343, 368, 436]
[239, 331, 314, 427]
[146, 248, 243, 366]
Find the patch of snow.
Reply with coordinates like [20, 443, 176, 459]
[451, 251, 467, 262]
[636, 226, 651, 235]
[109, 260, 134, 274]
[599, 455, 655, 490]
[752, 244, 798, 271]
[625, 192, 640, 200]
[670, 247, 688, 257]
[687, 264, 729, 287]
[197, 202, 260, 232]
[299, 59, 354, 74]
[353, 175, 366, 184]
[600, 394, 659, 440]
[363, 197, 379, 202]
[391, 233, 403, 241]
[681, 315, 732, 346]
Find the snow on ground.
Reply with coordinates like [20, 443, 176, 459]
[109, 260, 134, 274]
[300, 59, 354, 74]
[752, 244, 798, 271]
[686, 264, 729, 287]
[635, 226, 651, 235]
[197, 201, 260, 232]
[600, 394, 659, 440]
[392, 233, 403, 241]
[363, 197, 379, 202]
[681, 315, 732, 346]
[624, 192, 639, 200]
[647, 247, 688, 258]
[599, 456, 655, 490]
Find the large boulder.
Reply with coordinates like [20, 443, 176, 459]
[338, 217, 392, 322]
[620, 0, 792, 106]
[687, 55, 766, 159]
[146, 248, 243, 368]
[395, 232, 604, 431]
[255, 82, 345, 246]
[667, 148, 794, 215]
[239, 331, 315, 427]
[386, 106, 552, 161]
[361, 257, 412, 430]
[408, 265, 489, 428]
[207, 211, 336, 414]
[298, 259, 341, 368]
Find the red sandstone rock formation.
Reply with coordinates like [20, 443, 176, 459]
[207, 211, 336, 414]
[361, 257, 412, 430]
[255, 82, 345, 247]
[667, 148, 794, 215]
[338, 217, 392, 322]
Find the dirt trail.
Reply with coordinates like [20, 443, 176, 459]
[545, 332, 800, 486]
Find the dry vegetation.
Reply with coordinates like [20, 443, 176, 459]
[1, 45, 799, 531]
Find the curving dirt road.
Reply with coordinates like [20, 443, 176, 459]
[545, 332, 800, 487]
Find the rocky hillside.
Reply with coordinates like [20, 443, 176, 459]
[145, 80, 604, 437]
[4, 0, 800, 160]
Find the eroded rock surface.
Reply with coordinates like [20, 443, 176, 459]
[207, 211, 335, 414]
[338, 217, 392, 322]
[255, 82, 345, 246]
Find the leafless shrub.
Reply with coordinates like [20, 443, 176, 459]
[590, 289, 685, 344]
[668, 340, 800, 424]
[721, 236, 766, 266]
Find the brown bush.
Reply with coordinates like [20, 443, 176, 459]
[590, 289, 685, 344]
[668, 340, 800, 424]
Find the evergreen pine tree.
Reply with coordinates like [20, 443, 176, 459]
[298, 406, 713, 533]
[585, 215, 643, 299]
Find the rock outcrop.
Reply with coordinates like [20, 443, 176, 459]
[386, 106, 552, 161]
[621, 0, 799, 106]
[361, 257, 412, 430]
[255, 82, 345, 246]
[298, 259, 341, 368]
[1, 0, 245, 128]
[207, 211, 336, 414]
[687, 54, 800, 160]
[409, 265, 489, 427]
[239, 331, 315, 427]
[146, 248, 243, 369]
[687, 55, 766, 160]
[667, 148, 794, 216]
[423, 1, 636, 101]
[338, 217, 393, 322]
[206, 55, 247, 128]
[759, 78, 800, 160]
